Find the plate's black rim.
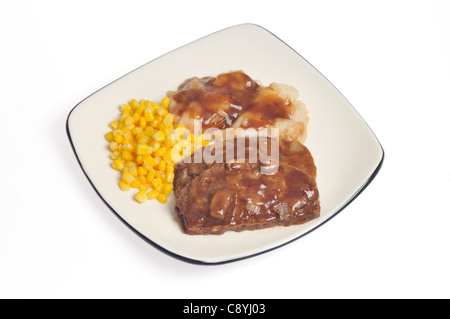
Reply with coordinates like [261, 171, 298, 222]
[65, 23, 385, 266]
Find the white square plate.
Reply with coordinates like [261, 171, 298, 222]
[66, 23, 384, 264]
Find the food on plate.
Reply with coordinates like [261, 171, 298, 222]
[173, 138, 320, 235]
[105, 70, 319, 235]
[167, 70, 309, 143]
[105, 98, 207, 204]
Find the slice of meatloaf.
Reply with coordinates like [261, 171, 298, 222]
[173, 139, 320, 235]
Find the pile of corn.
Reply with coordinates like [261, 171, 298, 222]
[105, 98, 206, 204]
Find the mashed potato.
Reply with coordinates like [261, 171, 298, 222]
[167, 70, 309, 144]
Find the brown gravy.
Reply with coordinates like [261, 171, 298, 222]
[169, 70, 295, 130]
[174, 139, 320, 235]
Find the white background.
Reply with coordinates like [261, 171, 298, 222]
[1, 0, 449, 299]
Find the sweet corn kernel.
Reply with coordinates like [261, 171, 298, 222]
[122, 171, 134, 184]
[122, 143, 133, 152]
[130, 99, 139, 109]
[135, 190, 147, 203]
[150, 118, 161, 127]
[129, 165, 138, 177]
[138, 166, 147, 176]
[131, 126, 143, 135]
[162, 152, 173, 164]
[152, 130, 165, 143]
[162, 126, 172, 137]
[130, 178, 141, 189]
[142, 155, 156, 170]
[121, 103, 131, 113]
[156, 107, 168, 117]
[136, 144, 151, 156]
[157, 159, 166, 172]
[132, 112, 141, 123]
[124, 115, 134, 126]
[125, 161, 137, 168]
[162, 183, 173, 196]
[139, 176, 147, 185]
[162, 113, 174, 127]
[114, 134, 123, 144]
[136, 105, 145, 115]
[119, 180, 131, 191]
[157, 193, 167, 204]
[151, 177, 163, 190]
[161, 97, 170, 109]
[109, 121, 119, 129]
[151, 142, 160, 152]
[139, 117, 146, 128]
[122, 150, 134, 161]
[166, 171, 175, 183]
[139, 184, 151, 192]
[123, 131, 132, 141]
[137, 135, 150, 145]
[164, 139, 176, 148]
[112, 159, 125, 171]
[124, 124, 134, 132]
[110, 142, 119, 152]
[157, 171, 166, 181]
[146, 169, 156, 183]
[144, 108, 154, 122]
[144, 126, 155, 136]
[154, 146, 167, 158]
[166, 164, 175, 173]
[147, 189, 159, 199]
[110, 151, 120, 160]
[105, 131, 114, 142]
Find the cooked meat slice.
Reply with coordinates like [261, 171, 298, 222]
[173, 138, 316, 196]
[173, 139, 320, 235]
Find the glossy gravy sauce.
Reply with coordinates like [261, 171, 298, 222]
[169, 70, 295, 130]
[174, 139, 320, 234]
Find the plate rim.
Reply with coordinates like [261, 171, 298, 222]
[66, 23, 385, 265]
